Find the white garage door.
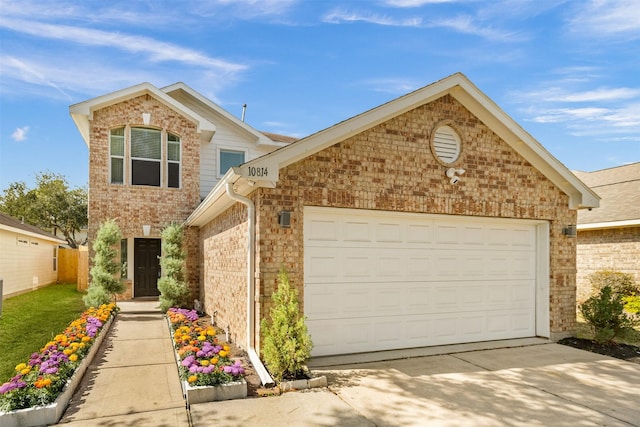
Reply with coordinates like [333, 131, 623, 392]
[304, 207, 543, 357]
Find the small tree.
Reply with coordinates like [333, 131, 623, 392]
[84, 219, 125, 307]
[580, 285, 637, 344]
[157, 223, 190, 312]
[261, 266, 313, 381]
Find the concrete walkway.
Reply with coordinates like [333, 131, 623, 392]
[57, 301, 190, 426]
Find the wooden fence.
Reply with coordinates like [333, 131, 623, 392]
[58, 246, 88, 291]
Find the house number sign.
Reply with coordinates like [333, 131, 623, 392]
[233, 161, 279, 182]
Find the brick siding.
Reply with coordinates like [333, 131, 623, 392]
[577, 227, 640, 303]
[88, 95, 201, 298]
[202, 95, 578, 351]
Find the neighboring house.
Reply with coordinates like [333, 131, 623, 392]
[70, 73, 598, 371]
[0, 212, 66, 299]
[573, 163, 640, 303]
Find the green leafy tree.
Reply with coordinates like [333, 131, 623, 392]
[157, 223, 190, 312]
[84, 219, 125, 307]
[261, 266, 313, 381]
[0, 172, 87, 248]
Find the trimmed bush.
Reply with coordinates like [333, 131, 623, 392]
[261, 266, 313, 382]
[158, 223, 190, 312]
[84, 219, 125, 307]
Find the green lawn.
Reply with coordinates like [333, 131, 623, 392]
[0, 283, 86, 382]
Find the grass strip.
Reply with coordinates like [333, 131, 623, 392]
[0, 284, 85, 382]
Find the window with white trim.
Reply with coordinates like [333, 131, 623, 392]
[110, 127, 125, 184]
[219, 149, 245, 176]
[167, 132, 181, 188]
[131, 127, 161, 186]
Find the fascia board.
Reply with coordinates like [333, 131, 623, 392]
[0, 225, 66, 244]
[69, 83, 217, 147]
[162, 82, 273, 146]
[449, 80, 600, 210]
[185, 169, 242, 227]
[243, 74, 463, 172]
[577, 219, 640, 230]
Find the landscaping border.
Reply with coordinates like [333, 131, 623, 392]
[0, 314, 115, 427]
[166, 317, 247, 405]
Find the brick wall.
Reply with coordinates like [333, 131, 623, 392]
[202, 94, 578, 352]
[88, 94, 201, 298]
[576, 227, 640, 303]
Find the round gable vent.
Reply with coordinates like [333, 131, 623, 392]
[432, 125, 461, 164]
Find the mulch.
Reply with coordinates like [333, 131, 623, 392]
[558, 337, 640, 364]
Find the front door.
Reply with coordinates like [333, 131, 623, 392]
[134, 238, 161, 297]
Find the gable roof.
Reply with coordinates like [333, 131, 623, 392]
[187, 72, 599, 227]
[573, 162, 640, 229]
[161, 83, 290, 148]
[69, 82, 218, 146]
[0, 212, 66, 244]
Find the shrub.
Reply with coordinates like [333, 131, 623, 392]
[580, 285, 637, 344]
[84, 219, 125, 307]
[158, 223, 190, 312]
[588, 270, 639, 298]
[261, 266, 313, 382]
[623, 296, 640, 315]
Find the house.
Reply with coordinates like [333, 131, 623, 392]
[70, 73, 598, 377]
[573, 163, 640, 302]
[0, 212, 66, 299]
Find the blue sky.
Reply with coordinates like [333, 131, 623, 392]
[1, 0, 639, 191]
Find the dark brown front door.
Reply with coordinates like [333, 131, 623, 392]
[134, 238, 161, 297]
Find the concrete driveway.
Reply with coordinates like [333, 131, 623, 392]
[190, 342, 640, 427]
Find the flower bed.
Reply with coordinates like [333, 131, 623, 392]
[0, 303, 117, 427]
[167, 308, 247, 404]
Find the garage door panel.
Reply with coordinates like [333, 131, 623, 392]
[304, 207, 539, 356]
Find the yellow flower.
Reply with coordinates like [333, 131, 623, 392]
[197, 335, 206, 341]
[63, 349, 73, 355]
[82, 336, 92, 342]
[223, 345, 230, 352]
[188, 375, 198, 383]
[20, 367, 31, 375]
[210, 357, 219, 365]
[200, 360, 210, 366]
[206, 327, 216, 336]
[15, 363, 27, 372]
[69, 354, 78, 362]
[218, 350, 228, 358]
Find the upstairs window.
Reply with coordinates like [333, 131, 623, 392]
[131, 127, 161, 186]
[110, 127, 125, 184]
[219, 149, 245, 176]
[167, 133, 181, 188]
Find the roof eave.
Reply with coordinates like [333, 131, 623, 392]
[69, 83, 217, 147]
[0, 224, 67, 244]
[577, 219, 640, 230]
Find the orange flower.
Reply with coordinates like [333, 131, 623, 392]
[187, 375, 198, 383]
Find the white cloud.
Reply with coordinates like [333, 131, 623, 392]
[568, 0, 640, 38]
[429, 15, 526, 42]
[360, 77, 421, 94]
[0, 18, 246, 73]
[385, 0, 456, 6]
[11, 126, 30, 142]
[323, 9, 422, 26]
[524, 87, 640, 103]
